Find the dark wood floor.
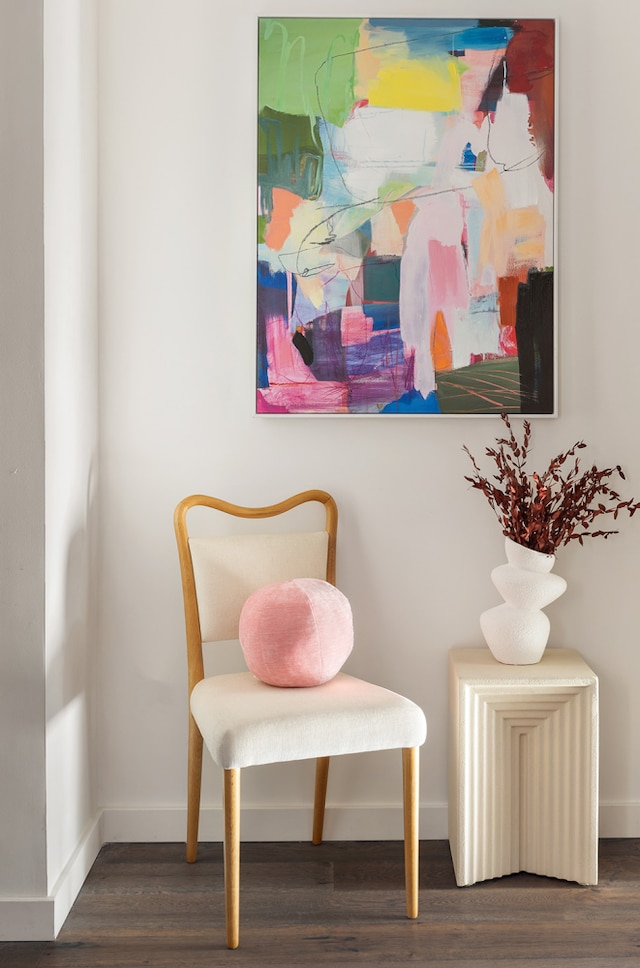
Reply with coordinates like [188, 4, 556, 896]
[2, 840, 639, 967]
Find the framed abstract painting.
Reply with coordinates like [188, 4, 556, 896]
[257, 18, 556, 415]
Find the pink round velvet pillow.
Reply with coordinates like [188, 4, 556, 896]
[238, 578, 353, 687]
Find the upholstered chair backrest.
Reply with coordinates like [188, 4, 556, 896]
[175, 491, 337, 691]
[189, 531, 330, 644]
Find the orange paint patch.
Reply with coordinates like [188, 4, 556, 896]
[353, 35, 385, 102]
[390, 199, 416, 238]
[264, 188, 303, 251]
[497, 276, 519, 330]
[431, 310, 453, 372]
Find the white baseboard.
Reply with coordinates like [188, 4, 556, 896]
[0, 897, 55, 944]
[99, 800, 640, 844]
[49, 812, 104, 937]
[0, 811, 103, 942]
[101, 802, 450, 844]
[3, 802, 639, 942]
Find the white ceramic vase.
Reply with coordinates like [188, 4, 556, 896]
[480, 537, 567, 665]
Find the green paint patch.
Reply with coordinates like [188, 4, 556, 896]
[258, 107, 320, 166]
[363, 256, 401, 303]
[378, 179, 416, 204]
[258, 108, 323, 216]
[259, 18, 362, 127]
[436, 357, 521, 414]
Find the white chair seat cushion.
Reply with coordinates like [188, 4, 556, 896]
[190, 671, 427, 770]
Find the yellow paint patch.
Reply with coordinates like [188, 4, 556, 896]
[473, 170, 508, 278]
[368, 57, 462, 113]
[370, 206, 405, 257]
[284, 200, 337, 281]
[474, 170, 547, 279]
[507, 207, 546, 267]
[295, 271, 325, 309]
[473, 168, 506, 218]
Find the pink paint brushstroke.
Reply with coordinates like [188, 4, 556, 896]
[262, 313, 348, 413]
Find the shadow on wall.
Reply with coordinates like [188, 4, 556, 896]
[46, 463, 98, 724]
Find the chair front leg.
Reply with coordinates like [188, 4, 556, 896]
[312, 756, 330, 845]
[402, 747, 420, 919]
[186, 715, 203, 863]
[224, 768, 241, 949]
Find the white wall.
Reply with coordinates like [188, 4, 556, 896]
[0, 0, 100, 942]
[0, 0, 47, 900]
[98, 0, 640, 843]
[44, 0, 99, 908]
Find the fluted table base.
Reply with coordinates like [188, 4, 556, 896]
[449, 647, 599, 887]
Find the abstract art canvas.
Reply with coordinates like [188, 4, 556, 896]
[257, 18, 556, 415]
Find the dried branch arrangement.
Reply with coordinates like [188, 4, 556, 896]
[463, 414, 640, 555]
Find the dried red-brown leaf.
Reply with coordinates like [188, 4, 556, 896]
[463, 413, 640, 553]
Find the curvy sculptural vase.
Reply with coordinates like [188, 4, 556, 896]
[480, 537, 567, 665]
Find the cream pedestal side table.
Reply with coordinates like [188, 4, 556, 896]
[449, 647, 599, 887]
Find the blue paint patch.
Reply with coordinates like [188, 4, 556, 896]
[366, 19, 513, 55]
[363, 303, 400, 331]
[359, 221, 372, 245]
[257, 261, 294, 293]
[455, 25, 513, 50]
[381, 389, 441, 413]
[367, 19, 479, 52]
[460, 142, 477, 171]
[257, 349, 269, 389]
[471, 292, 499, 314]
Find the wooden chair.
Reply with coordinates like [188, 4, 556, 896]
[174, 490, 427, 948]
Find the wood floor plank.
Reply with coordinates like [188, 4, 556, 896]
[1, 840, 639, 967]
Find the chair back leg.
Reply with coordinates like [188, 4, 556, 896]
[402, 746, 420, 919]
[224, 768, 241, 949]
[312, 756, 331, 845]
[186, 717, 204, 863]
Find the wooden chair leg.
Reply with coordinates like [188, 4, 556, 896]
[312, 756, 330, 845]
[402, 747, 420, 919]
[186, 715, 203, 863]
[224, 768, 241, 950]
